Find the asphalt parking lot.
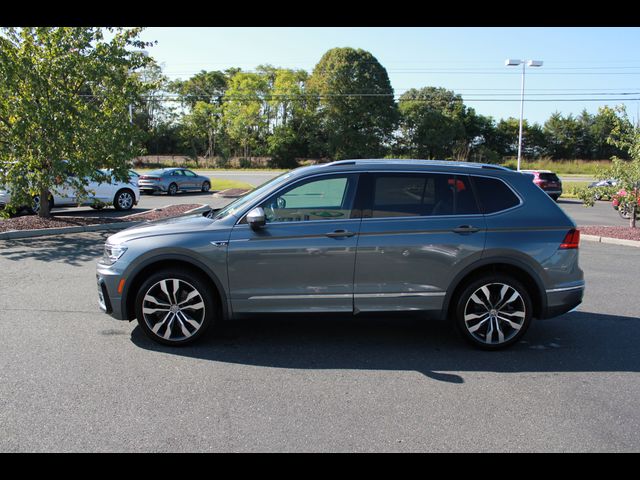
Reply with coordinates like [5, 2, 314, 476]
[0, 231, 639, 452]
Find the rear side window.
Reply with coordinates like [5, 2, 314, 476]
[471, 176, 520, 214]
[539, 173, 560, 182]
[369, 173, 479, 218]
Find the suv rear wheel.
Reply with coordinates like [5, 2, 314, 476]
[134, 269, 215, 346]
[454, 274, 533, 350]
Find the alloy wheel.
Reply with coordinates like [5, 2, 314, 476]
[142, 278, 206, 342]
[116, 191, 133, 210]
[463, 282, 526, 346]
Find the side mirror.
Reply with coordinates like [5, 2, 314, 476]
[246, 207, 266, 229]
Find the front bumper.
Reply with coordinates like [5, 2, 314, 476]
[96, 264, 128, 320]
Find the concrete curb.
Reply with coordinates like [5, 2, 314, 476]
[581, 233, 640, 248]
[0, 204, 210, 241]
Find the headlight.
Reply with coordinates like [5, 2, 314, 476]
[102, 243, 128, 265]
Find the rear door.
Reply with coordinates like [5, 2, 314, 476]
[171, 169, 186, 190]
[353, 172, 486, 313]
[182, 169, 199, 190]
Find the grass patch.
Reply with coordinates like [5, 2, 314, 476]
[209, 178, 254, 192]
[500, 158, 611, 175]
[560, 181, 589, 199]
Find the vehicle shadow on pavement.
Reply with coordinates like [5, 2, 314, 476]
[130, 310, 640, 384]
[0, 232, 109, 266]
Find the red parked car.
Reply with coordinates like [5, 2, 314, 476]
[520, 170, 563, 202]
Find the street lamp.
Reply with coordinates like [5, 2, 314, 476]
[505, 59, 543, 171]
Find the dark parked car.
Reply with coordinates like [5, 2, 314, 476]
[97, 160, 584, 350]
[521, 170, 563, 201]
[138, 168, 211, 195]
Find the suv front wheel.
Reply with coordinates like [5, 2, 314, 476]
[454, 274, 533, 350]
[134, 269, 215, 346]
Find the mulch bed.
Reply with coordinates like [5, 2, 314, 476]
[579, 225, 640, 241]
[0, 204, 204, 233]
[214, 188, 250, 198]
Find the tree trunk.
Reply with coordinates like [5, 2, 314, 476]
[631, 203, 637, 229]
[38, 188, 51, 219]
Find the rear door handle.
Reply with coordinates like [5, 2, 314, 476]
[325, 229, 356, 238]
[452, 225, 480, 234]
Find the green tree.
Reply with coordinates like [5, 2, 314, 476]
[591, 106, 630, 160]
[578, 106, 640, 227]
[397, 87, 470, 159]
[266, 68, 311, 167]
[180, 101, 223, 161]
[170, 70, 229, 109]
[0, 27, 154, 217]
[222, 72, 269, 159]
[306, 47, 398, 159]
[494, 117, 545, 159]
[544, 112, 580, 159]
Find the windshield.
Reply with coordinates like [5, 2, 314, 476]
[211, 172, 292, 220]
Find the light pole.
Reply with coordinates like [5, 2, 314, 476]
[505, 59, 543, 171]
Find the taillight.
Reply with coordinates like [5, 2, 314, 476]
[560, 229, 580, 249]
[141, 176, 160, 181]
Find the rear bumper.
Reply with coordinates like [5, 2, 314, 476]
[139, 183, 165, 193]
[543, 284, 584, 319]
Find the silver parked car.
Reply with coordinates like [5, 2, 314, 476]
[97, 159, 584, 350]
[138, 168, 211, 195]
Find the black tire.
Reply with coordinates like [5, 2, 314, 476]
[201, 181, 211, 193]
[550, 194, 560, 202]
[168, 183, 178, 196]
[113, 189, 135, 211]
[454, 274, 533, 350]
[134, 269, 216, 346]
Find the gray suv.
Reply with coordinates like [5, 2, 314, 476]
[96, 160, 584, 350]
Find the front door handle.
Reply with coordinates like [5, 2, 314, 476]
[452, 225, 480, 234]
[325, 229, 356, 238]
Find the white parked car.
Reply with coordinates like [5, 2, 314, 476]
[0, 168, 140, 213]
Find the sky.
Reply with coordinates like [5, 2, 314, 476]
[137, 27, 640, 126]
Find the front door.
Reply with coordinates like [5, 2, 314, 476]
[228, 173, 361, 313]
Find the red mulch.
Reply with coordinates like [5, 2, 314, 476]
[579, 225, 640, 241]
[0, 204, 204, 233]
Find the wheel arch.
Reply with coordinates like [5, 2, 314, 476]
[122, 255, 229, 323]
[442, 257, 546, 321]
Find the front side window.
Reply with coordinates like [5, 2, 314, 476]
[259, 174, 358, 223]
[183, 170, 197, 177]
[370, 173, 479, 218]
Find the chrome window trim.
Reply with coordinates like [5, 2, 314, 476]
[234, 169, 525, 226]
